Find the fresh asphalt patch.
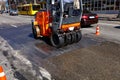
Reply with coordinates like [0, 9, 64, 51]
[42, 41, 120, 80]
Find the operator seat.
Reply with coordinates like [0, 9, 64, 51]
[64, 2, 73, 16]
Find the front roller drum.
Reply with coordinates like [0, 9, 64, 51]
[50, 33, 64, 48]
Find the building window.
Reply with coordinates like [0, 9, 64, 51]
[82, 0, 119, 13]
[115, 0, 120, 10]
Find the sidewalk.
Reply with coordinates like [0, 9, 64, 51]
[98, 14, 120, 25]
[98, 14, 120, 21]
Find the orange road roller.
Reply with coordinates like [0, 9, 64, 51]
[32, 0, 83, 48]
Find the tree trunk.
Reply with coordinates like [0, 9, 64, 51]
[117, 11, 120, 18]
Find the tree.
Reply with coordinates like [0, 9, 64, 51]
[117, 11, 120, 18]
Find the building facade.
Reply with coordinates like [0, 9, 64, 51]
[83, 0, 120, 14]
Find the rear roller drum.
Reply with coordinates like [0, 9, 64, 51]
[50, 33, 64, 48]
[65, 33, 72, 44]
[75, 30, 82, 42]
[70, 32, 77, 43]
[65, 32, 77, 44]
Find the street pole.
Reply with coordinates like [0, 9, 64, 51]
[34, 0, 36, 4]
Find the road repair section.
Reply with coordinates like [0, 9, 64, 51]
[0, 14, 120, 80]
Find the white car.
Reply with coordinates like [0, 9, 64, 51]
[9, 9, 18, 16]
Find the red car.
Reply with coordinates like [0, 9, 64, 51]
[81, 10, 98, 27]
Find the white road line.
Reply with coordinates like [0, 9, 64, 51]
[11, 25, 17, 28]
[39, 67, 52, 80]
[14, 51, 32, 66]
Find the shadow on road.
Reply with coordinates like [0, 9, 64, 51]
[114, 26, 120, 29]
[28, 33, 34, 38]
[28, 33, 52, 46]
[14, 71, 27, 80]
[81, 25, 94, 28]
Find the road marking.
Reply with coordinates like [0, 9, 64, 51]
[11, 25, 17, 28]
[14, 51, 32, 66]
[39, 67, 52, 80]
[14, 51, 52, 80]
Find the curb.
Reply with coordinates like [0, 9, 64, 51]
[0, 36, 16, 80]
[99, 19, 120, 25]
[0, 36, 52, 80]
[99, 17, 120, 21]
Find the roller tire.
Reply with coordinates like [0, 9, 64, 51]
[75, 30, 82, 42]
[71, 32, 76, 43]
[65, 33, 72, 44]
[63, 34, 68, 46]
[50, 33, 64, 48]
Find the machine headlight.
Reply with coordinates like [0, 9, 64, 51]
[69, 27, 74, 31]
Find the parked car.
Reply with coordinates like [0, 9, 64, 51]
[81, 10, 98, 27]
[4, 10, 9, 13]
[9, 9, 18, 16]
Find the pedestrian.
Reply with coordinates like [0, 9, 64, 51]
[74, 0, 80, 9]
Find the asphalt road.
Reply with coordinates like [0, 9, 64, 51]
[0, 14, 120, 80]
